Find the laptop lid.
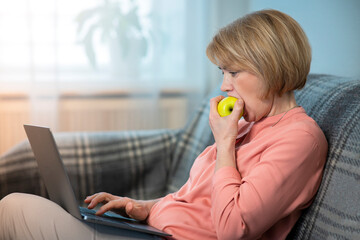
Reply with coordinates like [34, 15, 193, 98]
[24, 124, 82, 219]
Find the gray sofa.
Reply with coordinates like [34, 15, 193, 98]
[0, 74, 359, 239]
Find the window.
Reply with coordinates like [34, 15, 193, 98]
[0, 0, 207, 93]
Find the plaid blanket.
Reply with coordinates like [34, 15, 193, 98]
[0, 129, 180, 203]
[0, 74, 359, 239]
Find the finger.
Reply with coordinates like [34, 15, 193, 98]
[88, 192, 113, 209]
[84, 193, 100, 203]
[125, 201, 148, 221]
[209, 95, 225, 117]
[125, 201, 134, 216]
[230, 99, 244, 120]
[96, 198, 129, 216]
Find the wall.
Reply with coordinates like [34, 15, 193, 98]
[205, 0, 360, 86]
[248, 0, 360, 78]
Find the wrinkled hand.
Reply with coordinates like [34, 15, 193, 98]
[209, 96, 244, 146]
[84, 192, 153, 221]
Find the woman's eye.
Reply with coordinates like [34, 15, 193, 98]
[218, 67, 237, 76]
[230, 72, 238, 77]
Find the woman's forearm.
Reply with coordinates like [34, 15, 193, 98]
[215, 142, 237, 171]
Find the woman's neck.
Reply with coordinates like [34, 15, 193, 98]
[267, 91, 298, 117]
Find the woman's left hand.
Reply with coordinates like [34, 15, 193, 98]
[209, 96, 244, 147]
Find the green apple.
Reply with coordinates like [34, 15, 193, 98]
[217, 96, 243, 118]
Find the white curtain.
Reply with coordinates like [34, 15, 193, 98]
[0, 0, 247, 154]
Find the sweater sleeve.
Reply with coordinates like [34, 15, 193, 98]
[211, 129, 327, 240]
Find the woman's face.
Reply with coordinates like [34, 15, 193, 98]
[219, 68, 273, 122]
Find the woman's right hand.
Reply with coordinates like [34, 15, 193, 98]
[209, 95, 244, 146]
[84, 192, 158, 221]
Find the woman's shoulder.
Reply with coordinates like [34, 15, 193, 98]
[277, 107, 328, 148]
[287, 107, 323, 133]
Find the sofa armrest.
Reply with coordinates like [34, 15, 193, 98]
[0, 129, 180, 203]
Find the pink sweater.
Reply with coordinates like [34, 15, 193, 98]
[148, 107, 328, 240]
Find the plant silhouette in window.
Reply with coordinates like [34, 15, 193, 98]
[75, 0, 149, 69]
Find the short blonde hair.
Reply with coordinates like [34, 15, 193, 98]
[206, 9, 311, 97]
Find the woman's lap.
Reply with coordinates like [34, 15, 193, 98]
[0, 193, 159, 240]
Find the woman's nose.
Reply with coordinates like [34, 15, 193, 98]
[220, 74, 232, 92]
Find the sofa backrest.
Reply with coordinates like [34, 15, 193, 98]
[166, 86, 222, 192]
[167, 74, 360, 239]
[289, 74, 360, 239]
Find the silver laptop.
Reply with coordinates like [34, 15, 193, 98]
[24, 124, 171, 238]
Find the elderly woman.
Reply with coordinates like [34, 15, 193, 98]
[0, 9, 327, 240]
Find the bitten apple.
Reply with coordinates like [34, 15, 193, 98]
[217, 96, 243, 118]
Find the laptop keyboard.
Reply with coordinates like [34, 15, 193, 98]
[79, 207, 138, 222]
[79, 207, 171, 237]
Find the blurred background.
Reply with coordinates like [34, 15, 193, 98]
[0, 0, 359, 155]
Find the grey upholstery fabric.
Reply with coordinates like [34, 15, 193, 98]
[0, 130, 180, 203]
[166, 86, 221, 192]
[288, 74, 360, 239]
[0, 74, 359, 239]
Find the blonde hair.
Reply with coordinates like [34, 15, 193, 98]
[206, 9, 311, 98]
